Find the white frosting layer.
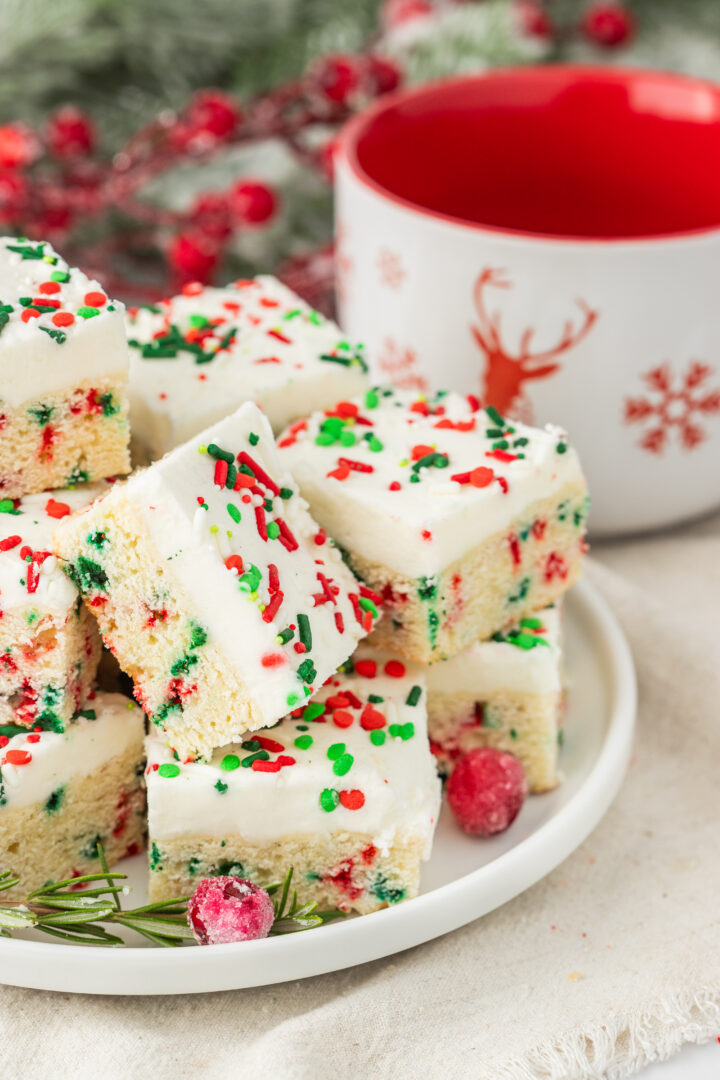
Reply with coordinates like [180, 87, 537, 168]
[121, 402, 378, 728]
[278, 388, 585, 577]
[0, 482, 110, 619]
[127, 276, 367, 458]
[0, 237, 128, 408]
[146, 651, 440, 855]
[0, 691, 144, 811]
[426, 606, 562, 697]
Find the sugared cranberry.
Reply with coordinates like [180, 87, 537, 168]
[187, 876, 275, 945]
[446, 747, 528, 837]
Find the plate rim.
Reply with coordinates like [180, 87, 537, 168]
[0, 577, 636, 995]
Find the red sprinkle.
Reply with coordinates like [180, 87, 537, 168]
[224, 554, 244, 575]
[333, 709, 354, 728]
[268, 563, 279, 593]
[261, 652, 287, 668]
[214, 459, 228, 487]
[255, 736, 284, 753]
[471, 466, 495, 488]
[21, 308, 41, 322]
[421, 529, 432, 541]
[0, 535, 21, 552]
[339, 789, 365, 810]
[45, 497, 71, 519]
[384, 660, 406, 678]
[334, 611, 345, 634]
[261, 590, 284, 623]
[354, 659, 377, 679]
[5, 749, 31, 766]
[337, 457, 374, 474]
[52, 311, 74, 327]
[314, 529, 326, 546]
[508, 533, 521, 567]
[254, 505, 268, 541]
[360, 704, 386, 731]
[389, 481, 401, 491]
[236, 451, 280, 496]
[38, 281, 61, 295]
[327, 465, 350, 481]
[84, 291, 107, 307]
[276, 755, 296, 767]
[251, 759, 282, 772]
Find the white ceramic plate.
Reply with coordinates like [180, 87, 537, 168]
[0, 578, 636, 995]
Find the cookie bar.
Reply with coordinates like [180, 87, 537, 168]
[127, 276, 368, 461]
[53, 403, 380, 759]
[278, 388, 587, 663]
[0, 692, 146, 898]
[427, 606, 563, 792]
[145, 651, 440, 913]
[0, 484, 108, 730]
[0, 236, 130, 497]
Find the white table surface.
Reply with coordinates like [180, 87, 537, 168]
[639, 1040, 718, 1077]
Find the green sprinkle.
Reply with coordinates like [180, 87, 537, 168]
[327, 742, 345, 761]
[241, 750, 269, 767]
[368, 694, 384, 704]
[227, 503, 241, 524]
[294, 734, 313, 750]
[339, 429, 356, 447]
[556, 442, 568, 454]
[225, 463, 237, 489]
[215, 780, 229, 794]
[297, 658, 316, 684]
[249, 432, 259, 446]
[297, 612, 312, 652]
[241, 740, 261, 752]
[221, 753, 240, 771]
[366, 435, 384, 452]
[364, 389, 379, 409]
[332, 753, 354, 776]
[267, 521, 280, 540]
[286, 692, 300, 707]
[370, 730, 386, 746]
[44, 786, 65, 814]
[77, 306, 100, 319]
[158, 763, 180, 778]
[320, 788, 339, 812]
[303, 702, 325, 721]
[76, 708, 97, 720]
[0, 498, 17, 514]
[276, 627, 294, 645]
[405, 685, 422, 707]
[279, 487, 293, 500]
[50, 270, 70, 282]
[207, 443, 234, 463]
[359, 596, 378, 619]
[510, 728, 518, 740]
[486, 405, 505, 427]
[521, 617, 543, 629]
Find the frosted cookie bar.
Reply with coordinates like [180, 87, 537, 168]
[427, 606, 563, 793]
[0, 237, 130, 497]
[145, 651, 440, 913]
[0, 692, 145, 897]
[53, 403, 380, 759]
[127, 276, 368, 461]
[278, 388, 588, 663]
[0, 484, 108, 730]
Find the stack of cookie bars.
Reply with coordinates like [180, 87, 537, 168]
[1, 236, 588, 915]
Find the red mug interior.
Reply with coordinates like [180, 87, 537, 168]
[345, 66, 720, 240]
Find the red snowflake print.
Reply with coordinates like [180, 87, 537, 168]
[377, 247, 406, 290]
[334, 221, 353, 305]
[377, 337, 428, 392]
[624, 361, 720, 454]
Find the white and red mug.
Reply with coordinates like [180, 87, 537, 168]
[335, 65, 720, 536]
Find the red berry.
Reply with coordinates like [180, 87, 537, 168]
[191, 191, 232, 240]
[515, 0, 555, 38]
[187, 876, 275, 945]
[365, 55, 402, 96]
[0, 170, 27, 221]
[46, 106, 95, 159]
[581, 2, 634, 47]
[0, 123, 39, 169]
[229, 180, 278, 226]
[446, 748, 528, 837]
[186, 90, 241, 140]
[168, 231, 219, 283]
[382, 0, 433, 30]
[313, 55, 360, 105]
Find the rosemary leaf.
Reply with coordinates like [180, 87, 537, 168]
[114, 915, 195, 940]
[37, 925, 123, 947]
[28, 871, 126, 897]
[37, 904, 116, 925]
[0, 905, 36, 929]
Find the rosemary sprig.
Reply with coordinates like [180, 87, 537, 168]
[0, 844, 344, 946]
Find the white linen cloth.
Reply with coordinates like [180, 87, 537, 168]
[1, 511, 719, 1080]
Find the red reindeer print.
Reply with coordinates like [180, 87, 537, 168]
[624, 361, 720, 454]
[376, 338, 428, 392]
[470, 267, 598, 417]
